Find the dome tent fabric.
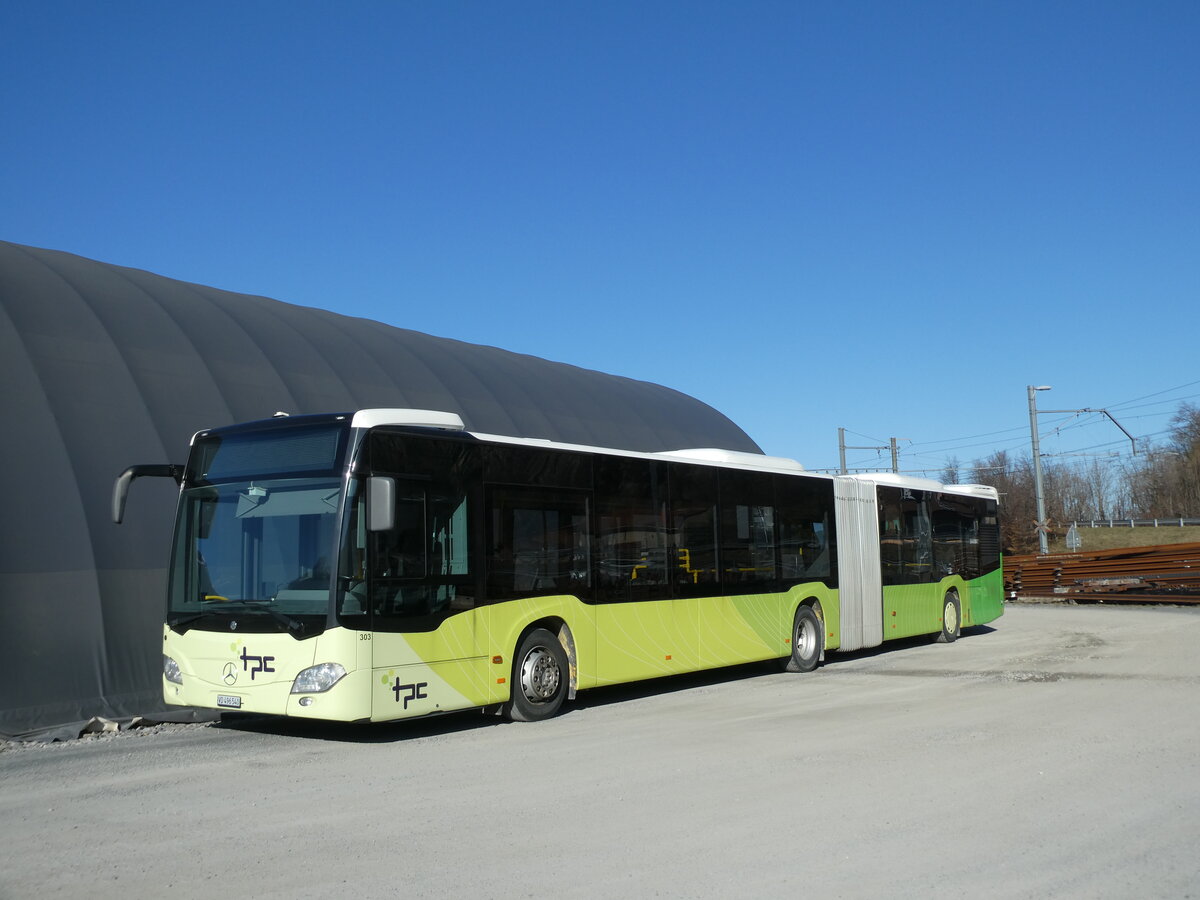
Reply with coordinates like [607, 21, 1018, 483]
[0, 240, 762, 738]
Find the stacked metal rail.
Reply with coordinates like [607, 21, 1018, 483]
[1005, 542, 1200, 603]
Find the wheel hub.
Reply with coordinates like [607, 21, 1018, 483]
[796, 618, 816, 656]
[521, 647, 561, 702]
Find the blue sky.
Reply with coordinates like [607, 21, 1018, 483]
[3, 2, 1198, 473]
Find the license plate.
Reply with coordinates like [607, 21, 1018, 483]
[217, 694, 242, 709]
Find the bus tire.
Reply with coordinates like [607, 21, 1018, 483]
[506, 628, 569, 722]
[787, 605, 823, 673]
[938, 592, 961, 643]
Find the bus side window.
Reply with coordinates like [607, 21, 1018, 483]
[370, 489, 427, 579]
[932, 494, 979, 579]
[775, 475, 834, 585]
[719, 469, 776, 588]
[486, 487, 590, 600]
[879, 486, 903, 586]
[900, 490, 932, 583]
[979, 501, 1001, 574]
[668, 463, 719, 597]
[594, 457, 668, 602]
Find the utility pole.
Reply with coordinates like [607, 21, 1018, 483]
[838, 428, 900, 475]
[1028, 385, 1052, 555]
[1027, 385, 1138, 556]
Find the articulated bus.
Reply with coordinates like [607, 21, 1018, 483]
[113, 409, 1002, 723]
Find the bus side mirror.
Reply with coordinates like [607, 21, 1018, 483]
[112, 464, 184, 524]
[367, 476, 395, 532]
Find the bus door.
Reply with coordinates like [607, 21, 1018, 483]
[358, 435, 490, 719]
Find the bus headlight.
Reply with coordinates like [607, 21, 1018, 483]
[291, 662, 347, 694]
[163, 655, 182, 684]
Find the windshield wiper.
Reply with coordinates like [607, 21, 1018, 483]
[168, 611, 212, 631]
[190, 596, 311, 634]
[216, 599, 308, 634]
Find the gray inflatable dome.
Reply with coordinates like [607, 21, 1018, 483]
[0, 240, 761, 737]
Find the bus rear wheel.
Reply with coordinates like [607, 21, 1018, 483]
[787, 605, 823, 673]
[506, 628, 568, 722]
[938, 593, 961, 643]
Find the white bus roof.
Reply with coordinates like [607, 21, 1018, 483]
[347, 409, 996, 497]
[349, 408, 818, 477]
[350, 409, 466, 431]
[841, 471, 998, 501]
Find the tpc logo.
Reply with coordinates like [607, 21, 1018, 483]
[392, 678, 428, 709]
[240, 647, 276, 681]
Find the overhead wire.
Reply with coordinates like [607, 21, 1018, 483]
[1104, 379, 1200, 411]
[857, 378, 1198, 478]
[820, 379, 1196, 475]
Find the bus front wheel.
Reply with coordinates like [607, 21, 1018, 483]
[506, 628, 569, 722]
[787, 605, 823, 673]
[938, 593, 961, 643]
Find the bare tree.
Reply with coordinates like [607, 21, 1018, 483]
[948, 402, 1200, 551]
[1168, 403, 1200, 513]
[971, 450, 1037, 553]
[1118, 404, 1200, 517]
[941, 456, 961, 485]
[1082, 459, 1114, 521]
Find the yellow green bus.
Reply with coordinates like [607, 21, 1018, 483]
[113, 408, 1002, 723]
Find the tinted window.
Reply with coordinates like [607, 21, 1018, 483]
[880, 487, 936, 585]
[932, 493, 980, 580]
[669, 464, 720, 597]
[360, 434, 479, 631]
[879, 486, 904, 586]
[979, 500, 1001, 574]
[900, 489, 932, 583]
[719, 469, 776, 588]
[485, 444, 591, 488]
[487, 488, 590, 600]
[190, 423, 347, 483]
[775, 475, 835, 586]
[594, 457, 668, 602]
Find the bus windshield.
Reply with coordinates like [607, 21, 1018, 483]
[168, 476, 342, 635]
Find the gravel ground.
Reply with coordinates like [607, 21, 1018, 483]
[0, 721, 213, 754]
[2, 603, 1198, 900]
